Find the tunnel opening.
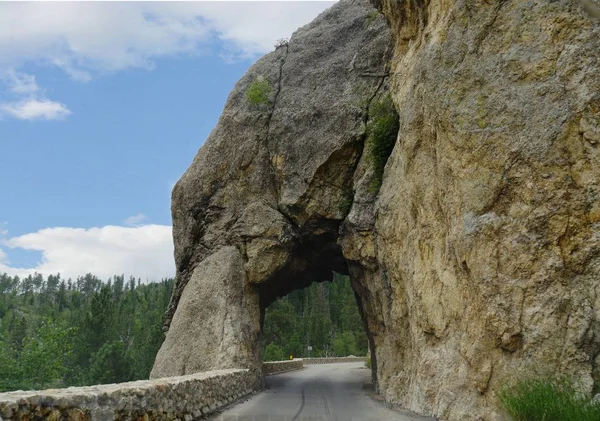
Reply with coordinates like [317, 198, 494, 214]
[255, 215, 349, 311]
[260, 272, 370, 363]
[248, 209, 380, 387]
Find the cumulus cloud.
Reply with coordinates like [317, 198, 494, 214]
[0, 98, 71, 120]
[0, 2, 333, 77]
[0, 224, 174, 282]
[0, 2, 332, 121]
[0, 68, 71, 121]
[174, 2, 334, 58]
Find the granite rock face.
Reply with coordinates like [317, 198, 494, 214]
[153, 0, 600, 420]
[360, 0, 600, 419]
[151, 0, 393, 380]
[151, 247, 261, 379]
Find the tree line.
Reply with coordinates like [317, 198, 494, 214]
[0, 273, 173, 392]
[0, 271, 367, 392]
[262, 273, 368, 361]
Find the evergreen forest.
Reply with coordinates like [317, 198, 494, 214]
[262, 273, 368, 361]
[0, 271, 367, 392]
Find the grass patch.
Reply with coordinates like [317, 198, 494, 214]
[499, 377, 600, 421]
[245, 77, 272, 107]
[367, 95, 399, 192]
[365, 10, 380, 27]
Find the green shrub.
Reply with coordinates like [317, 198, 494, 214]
[365, 10, 380, 27]
[499, 377, 600, 421]
[245, 78, 272, 107]
[283, 336, 303, 359]
[332, 331, 359, 357]
[367, 95, 399, 192]
[263, 343, 284, 362]
[0, 319, 76, 391]
[365, 355, 371, 369]
[338, 187, 353, 214]
[88, 341, 132, 384]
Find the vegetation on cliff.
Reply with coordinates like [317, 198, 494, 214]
[245, 77, 272, 107]
[367, 95, 399, 192]
[499, 377, 600, 421]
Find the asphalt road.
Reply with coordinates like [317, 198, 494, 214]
[208, 362, 433, 421]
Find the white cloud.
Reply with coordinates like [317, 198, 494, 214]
[0, 224, 174, 281]
[0, 69, 71, 121]
[0, 98, 71, 121]
[124, 213, 148, 227]
[171, 2, 335, 58]
[0, 2, 333, 121]
[2, 70, 39, 94]
[0, 2, 333, 77]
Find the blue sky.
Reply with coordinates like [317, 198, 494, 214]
[0, 1, 333, 281]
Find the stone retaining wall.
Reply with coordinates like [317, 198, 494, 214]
[0, 358, 368, 420]
[261, 357, 366, 375]
[301, 356, 366, 365]
[0, 369, 256, 421]
[262, 359, 304, 375]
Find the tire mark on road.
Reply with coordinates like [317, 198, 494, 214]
[322, 394, 332, 420]
[291, 388, 306, 421]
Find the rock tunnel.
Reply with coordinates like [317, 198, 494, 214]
[150, 0, 393, 388]
[150, 0, 600, 420]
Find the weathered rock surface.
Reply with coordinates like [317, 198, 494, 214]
[361, 0, 600, 419]
[151, 247, 260, 379]
[153, 0, 600, 420]
[151, 0, 393, 380]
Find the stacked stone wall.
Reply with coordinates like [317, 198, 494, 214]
[262, 359, 304, 375]
[0, 358, 368, 420]
[301, 357, 366, 365]
[262, 357, 367, 375]
[0, 369, 255, 421]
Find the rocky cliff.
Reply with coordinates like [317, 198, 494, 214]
[365, 0, 600, 419]
[152, 0, 600, 420]
[151, 0, 393, 381]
